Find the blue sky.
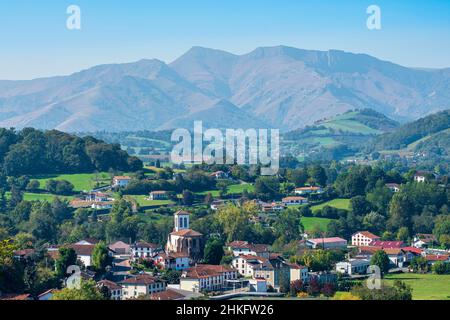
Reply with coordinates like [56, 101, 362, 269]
[0, 0, 449, 79]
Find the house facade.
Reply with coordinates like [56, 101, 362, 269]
[351, 231, 381, 247]
[282, 196, 308, 206]
[180, 265, 238, 292]
[120, 275, 166, 300]
[336, 259, 370, 275]
[131, 241, 161, 262]
[112, 176, 132, 188]
[227, 241, 270, 258]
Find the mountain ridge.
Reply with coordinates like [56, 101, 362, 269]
[1, 45, 449, 132]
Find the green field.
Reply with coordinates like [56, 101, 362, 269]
[33, 173, 112, 192]
[384, 273, 450, 300]
[311, 199, 351, 213]
[6, 192, 74, 202]
[196, 184, 255, 197]
[125, 195, 174, 208]
[302, 217, 333, 232]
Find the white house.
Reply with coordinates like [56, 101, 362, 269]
[91, 201, 114, 210]
[180, 265, 238, 292]
[385, 183, 401, 193]
[336, 259, 370, 276]
[227, 241, 270, 258]
[210, 200, 227, 211]
[413, 171, 437, 183]
[69, 244, 96, 267]
[120, 275, 166, 300]
[282, 196, 308, 206]
[153, 252, 190, 271]
[306, 237, 348, 250]
[209, 171, 229, 180]
[412, 234, 437, 248]
[112, 176, 132, 188]
[131, 241, 161, 262]
[351, 231, 381, 247]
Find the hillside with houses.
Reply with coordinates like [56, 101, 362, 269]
[1, 153, 449, 300]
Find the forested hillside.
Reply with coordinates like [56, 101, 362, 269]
[370, 110, 450, 151]
[0, 128, 142, 176]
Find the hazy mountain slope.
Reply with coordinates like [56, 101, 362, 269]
[1, 46, 450, 132]
[160, 99, 269, 130]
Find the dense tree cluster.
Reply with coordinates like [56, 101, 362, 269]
[0, 128, 142, 176]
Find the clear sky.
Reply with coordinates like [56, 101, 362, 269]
[0, 0, 449, 80]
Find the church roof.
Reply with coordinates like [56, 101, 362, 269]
[170, 229, 203, 237]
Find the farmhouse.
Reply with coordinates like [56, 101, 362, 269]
[351, 231, 381, 247]
[282, 196, 308, 206]
[180, 264, 238, 292]
[306, 237, 347, 250]
[149, 191, 169, 201]
[120, 274, 166, 300]
[112, 176, 132, 187]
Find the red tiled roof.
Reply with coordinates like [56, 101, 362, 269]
[149, 289, 185, 301]
[353, 231, 380, 239]
[69, 244, 95, 256]
[170, 229, 202, 237]
[383, 248, 405, 255]
[184, 265, 234, 279]
[295, 186, 322, 191]
[134, 241, 159, 249]
[309, 237, 347, 244]
[114, 176, 131, 180]
[14, 249, 35, 257]
[425, 254, 449, 262]
[0, 294, 31, 300]
[282, 196, 307, 202]
[150, 191, 168, 194]
[370, 241, 405, 248]
[120, 274, 163, 285]
[402, 247, 423, 255]
[97, 280, 122, 291]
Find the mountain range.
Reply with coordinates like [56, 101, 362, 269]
[1, 46, 450, 132]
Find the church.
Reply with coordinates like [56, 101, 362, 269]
[166, 210, 204, 262]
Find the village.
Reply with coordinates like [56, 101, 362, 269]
[4, 167, 449, 301]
